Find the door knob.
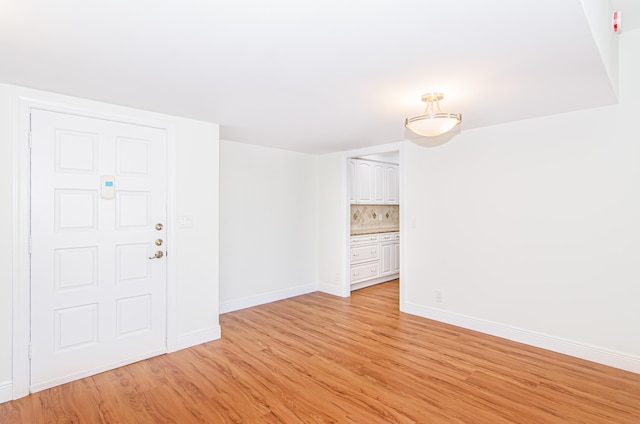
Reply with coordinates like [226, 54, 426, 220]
[155, 223, 163, 231]
[155, 239, 163, 246]
[149, 251, 164, 260]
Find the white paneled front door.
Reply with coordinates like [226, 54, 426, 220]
[30, 109, 168, 392]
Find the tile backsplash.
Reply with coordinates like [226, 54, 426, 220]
[351, 204, 399, 234]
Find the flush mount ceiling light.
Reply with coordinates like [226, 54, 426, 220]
[405, 93, 462, 137]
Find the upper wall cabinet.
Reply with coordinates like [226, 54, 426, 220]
[349, 159, 357, 204]
[350, 159, 399, 205]
[385, 164, 398, 204]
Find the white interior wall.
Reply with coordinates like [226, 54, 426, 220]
[0, 86, 13, 394]
[317, 152, 349, 297]
[0, 85, 220, 401]
[219, 140, 319, 312]
[174, 118, 221, 346]
[402, 28, 640, 372]
[581, 0, 619, 96]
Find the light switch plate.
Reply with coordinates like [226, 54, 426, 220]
[178, 215, 193, 228]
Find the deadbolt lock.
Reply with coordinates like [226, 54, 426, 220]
[155, 223, 163, 231]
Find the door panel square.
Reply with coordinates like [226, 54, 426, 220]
[55, 304, 98, 351]
[116, 191, 150, 228]
[55, 247, 98, 291]
[116, 243, 150, 283]
[55, 130, 98, 174]
[55, 189, 98, 231]
[116, 295, 151, 337]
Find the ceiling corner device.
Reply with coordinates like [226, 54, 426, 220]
[613, 10, 622, 33]
[405, 93, 462, 137]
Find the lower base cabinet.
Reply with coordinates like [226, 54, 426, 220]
[350, 232, 399, 290]
[351, 261, 380, 284]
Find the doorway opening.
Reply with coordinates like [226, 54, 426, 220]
[347, 150, 401, 295]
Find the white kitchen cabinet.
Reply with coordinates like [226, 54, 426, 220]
[384, 164, 399, 204]
[350, 243, 379, 264]
[348, 159, 357, 204]
[350, 234, 380, 245]
[350, 159, 398, 205]
[355, 160, 374, 203]
[351, 261, 380, 284]
[372, 162, 385, 204]
[393, 233, 400, 274]
[350, 234, 380, 284]
[380, 232, 399, 277]
[380, 242, 394, 276]
[350, 232, 399, 290]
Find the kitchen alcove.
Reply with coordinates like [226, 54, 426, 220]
[347, 151, 400, 292]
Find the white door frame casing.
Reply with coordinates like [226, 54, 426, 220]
[11, 96, 178, 399]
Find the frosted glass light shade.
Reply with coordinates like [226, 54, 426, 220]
[405, 93, 462, 137]
[405, 113, 461, 137]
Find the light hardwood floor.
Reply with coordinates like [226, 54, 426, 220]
[2, 280, 639, 423]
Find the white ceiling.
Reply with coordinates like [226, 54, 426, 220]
[1, 0, 637, 154]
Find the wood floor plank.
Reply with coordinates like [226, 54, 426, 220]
[2, 279, 639, 423]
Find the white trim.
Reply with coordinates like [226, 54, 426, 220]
[318, 282, 348, 297]
[165, 125, 178, 353]
[175, 326, 222, 351]
[12, 96, 32, 400]
[220, 282, 318, 314]
[402, 302, 640, 374]
[13, 96, 173, 130]
[12, 95, 178, 399]
[397, 142, 407, 311]
[342, 154, 352, 298]
[29, 348, 167, 393]
[0, 381, 12, 404]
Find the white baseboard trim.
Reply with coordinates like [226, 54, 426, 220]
[30, 348, 168, 393]
[0, 380, 12, 404]
[403, 302, 640, 375]
[318, 282, 348, 297]
[220, 282, 318, 314]
[174, 326, 222, 352]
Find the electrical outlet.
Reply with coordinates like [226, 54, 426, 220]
[435, 290, 443, 303]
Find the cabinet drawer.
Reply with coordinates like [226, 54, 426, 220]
[350, 244, 379, 264]
[380, 233, 396, 242]
[350, 234, 380, 245]
[350, 261, 380, 283]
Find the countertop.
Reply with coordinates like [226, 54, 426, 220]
[350, 228, 399, 236]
